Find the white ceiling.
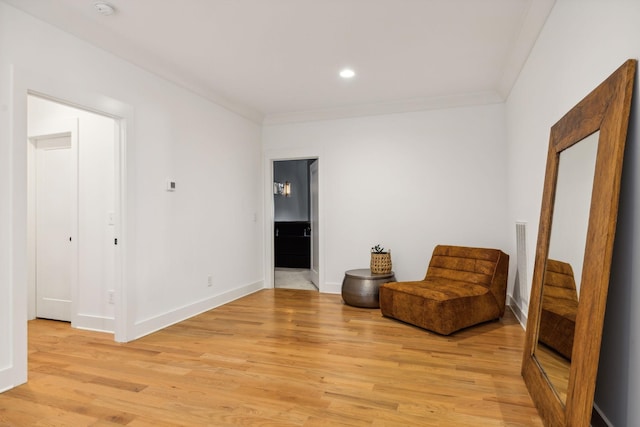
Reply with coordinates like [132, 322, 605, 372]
[3, 0, 555, 123]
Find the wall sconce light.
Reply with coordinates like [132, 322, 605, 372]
[273, 181, 291, 197]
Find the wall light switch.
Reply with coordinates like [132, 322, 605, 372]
[166, 180, 176, 191]
[107, 211, 115, 225]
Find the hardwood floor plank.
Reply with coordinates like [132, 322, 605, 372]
[0, 289, 542, 426]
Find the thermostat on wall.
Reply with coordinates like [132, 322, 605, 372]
[166, 180, 176, 191]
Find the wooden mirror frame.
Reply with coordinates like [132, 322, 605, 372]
[522, 59, 636, 427]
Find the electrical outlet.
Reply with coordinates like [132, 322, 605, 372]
[108, 290, 115, 304]
[207, 275, 213, 287]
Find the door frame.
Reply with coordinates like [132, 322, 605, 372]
[9, 66, 133, 386]
[308, 159, 319, 286]
[4, 65, 133, 392]
[28, 123, 79, 324]
[24, 91, 128, 341]
[264, 149, 324, 291]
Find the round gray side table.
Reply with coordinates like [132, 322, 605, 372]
[341, 269, 396, 308]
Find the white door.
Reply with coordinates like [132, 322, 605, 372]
[35, 135, 73, 321]
[309, 160, 319, 286]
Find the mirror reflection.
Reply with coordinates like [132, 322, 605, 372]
[534, 131, 599, 403]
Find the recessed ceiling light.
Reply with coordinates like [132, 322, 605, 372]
[339, 68, 356, 79]
[94, 2, 116, 16]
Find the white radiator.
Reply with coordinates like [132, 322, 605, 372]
[516, 221, 528, 297]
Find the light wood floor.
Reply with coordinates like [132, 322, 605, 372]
[0, 289, 543, 426]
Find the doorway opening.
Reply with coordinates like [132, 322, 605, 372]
[273, 159, 319, 291]
[27, 94, 120, 333]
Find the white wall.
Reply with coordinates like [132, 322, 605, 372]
[27, 96, 117, 332]
[0, 2, 263, 391]
[506, 0, 640, 424]
[263, 104, 510, 292]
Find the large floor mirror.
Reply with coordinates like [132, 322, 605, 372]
[522, 60, 636, 426]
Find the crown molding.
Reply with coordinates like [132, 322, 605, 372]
[262, 91, 504, 125]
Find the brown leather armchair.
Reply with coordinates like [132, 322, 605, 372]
[379, 245, 509, 335]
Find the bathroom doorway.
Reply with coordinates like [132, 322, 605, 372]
[273, 159, 318, 291]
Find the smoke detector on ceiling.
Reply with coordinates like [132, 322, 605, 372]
[94, 2, 115, 16]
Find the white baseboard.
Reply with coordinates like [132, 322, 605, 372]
[507, 294, 527, 329]
[74, 314, 115, 334]
[321, 281, 342, 294]
[131, 280, 264, 341]
[592, 402, 613, 427]
[0, 364, 26, 393]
